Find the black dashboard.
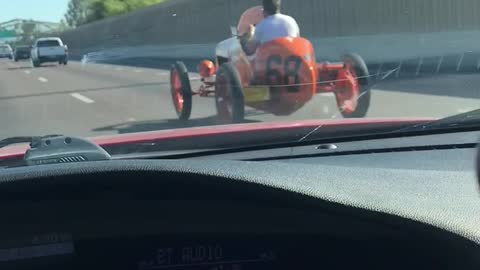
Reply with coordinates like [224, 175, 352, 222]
[1, 198, 478, 270]
[0, 131, 479, 270]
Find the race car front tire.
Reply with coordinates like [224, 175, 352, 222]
[215, 63, 245, 123]
[170, 61, 192, 121]
[339, 53, 371, 118]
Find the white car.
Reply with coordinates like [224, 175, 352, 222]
[0, 44, 13, 59]
[31, 37, 68, 67]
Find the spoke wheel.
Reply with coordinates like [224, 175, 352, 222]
[335, 66, 359, 115]
[170, 61, 192, 121]
[335, 53, 371, 118]
[215, 63, 244, 124]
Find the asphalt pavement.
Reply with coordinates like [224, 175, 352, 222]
[0, 58, 478, 139]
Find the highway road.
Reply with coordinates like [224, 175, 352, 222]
[0, 58, 478, 139]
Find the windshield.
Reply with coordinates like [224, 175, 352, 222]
[0, 0, 479, 157]
[15, 46, 29, 52]
[0, 45, 12, 52]
[37, 40, 61, 47]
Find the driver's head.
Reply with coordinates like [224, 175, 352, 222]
[263, 0, 281, 16]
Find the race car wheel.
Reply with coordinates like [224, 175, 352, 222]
[170, 61, 192, 121]
[335, 53, 371, 118]
[215, 63, 245, 123]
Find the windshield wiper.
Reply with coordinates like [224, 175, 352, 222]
[396, 109, 480, 132]
[0, 135, 62, 149]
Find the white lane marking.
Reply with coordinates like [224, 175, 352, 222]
[70, 93, 95, 104]
[38, 77, 48, 83]
[127, 117, 137, 122]
[157, 72, 168, 76]
[318, 93, 335, 97]
[133, 69, 142, 73]
[115, 67, 123, 71]
[24, 70, 31, 74]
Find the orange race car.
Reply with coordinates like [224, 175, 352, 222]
[170, 6, 371, 123]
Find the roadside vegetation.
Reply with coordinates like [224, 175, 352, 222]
[64, 0, 167, 27]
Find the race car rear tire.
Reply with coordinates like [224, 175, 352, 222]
[337, 53, 371, 118]
[215, 63, 245, 123]
[170, 61, 192, 121]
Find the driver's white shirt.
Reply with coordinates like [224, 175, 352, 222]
[254, 13, 300, 45]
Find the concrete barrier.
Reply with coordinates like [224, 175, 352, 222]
[62, 0, 480, 79]
[76, 30, 480, 80]
[75, 30, 480, 61]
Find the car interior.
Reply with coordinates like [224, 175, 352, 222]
[0, 129, 479, 270]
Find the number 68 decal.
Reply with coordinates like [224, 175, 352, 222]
[266, 55, 302, 93]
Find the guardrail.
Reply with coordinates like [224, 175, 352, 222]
[75, 42, 480, 82]
[370, 51, 480, 80]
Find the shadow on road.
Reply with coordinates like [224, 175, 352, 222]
[0, 82, 167, 102]
[92, 116, 261, 134]
[7, 66, 32, 70]
[5, 64, 58, 70]
[376, 74, 480, 99]
[98, 57, 202, 72]
[36, 64, 58, 68]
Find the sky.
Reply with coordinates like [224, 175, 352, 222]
[0, 0, 70, 23]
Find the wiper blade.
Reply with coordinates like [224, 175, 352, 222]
[0, 134, 62, 149]
[397, 109, 480, 132]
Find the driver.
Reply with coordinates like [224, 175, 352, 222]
[240, 0, 300, 55]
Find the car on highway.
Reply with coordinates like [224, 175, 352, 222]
[170, 6, 371, 123]
[12, 45, 31, 61]
[31, 37, 68, 67]
[0, 44, 13, 59]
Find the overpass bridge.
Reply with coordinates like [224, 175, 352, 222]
[0, 19, 60, 43]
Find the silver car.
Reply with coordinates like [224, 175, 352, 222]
[0, 44, 13, 59]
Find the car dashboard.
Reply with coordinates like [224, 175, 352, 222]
[2, 200, 456, 270]
[0, 131, 479, 270]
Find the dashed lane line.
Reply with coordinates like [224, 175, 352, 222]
[70, 93, 95, 104]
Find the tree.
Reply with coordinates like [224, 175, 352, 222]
[64, 0, 166, 27]
[64, 0, 90, 27]
[58, 19, 70, 31]
[91, 0, 166, 22]
[124, 0, 166, 12]
[20, 20, 37, 43]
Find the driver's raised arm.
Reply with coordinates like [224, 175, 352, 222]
[240, 24, 260, 56]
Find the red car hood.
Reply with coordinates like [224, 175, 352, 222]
[0, 118, 432, 161]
